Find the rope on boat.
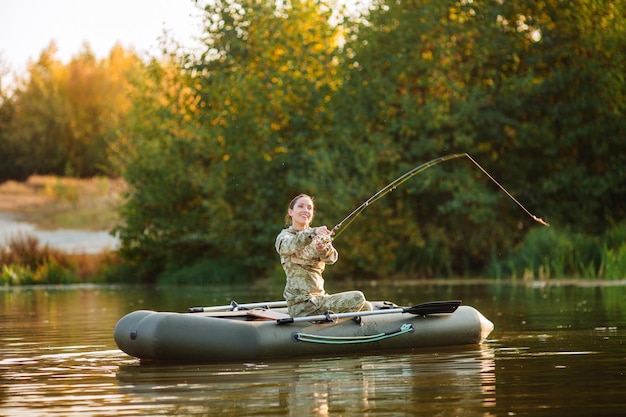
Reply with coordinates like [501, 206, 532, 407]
[293, 323, 414, 344]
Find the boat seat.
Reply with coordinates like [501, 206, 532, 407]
[196, 309, 291, 321]
[247, 309, 291, 321]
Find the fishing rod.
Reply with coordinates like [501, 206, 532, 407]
[329, 153, 548, 240]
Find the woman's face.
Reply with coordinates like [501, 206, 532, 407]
[289, 196, 314, 230]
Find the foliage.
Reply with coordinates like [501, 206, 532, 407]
[157, 258, 252, 286]
[488, 0, 626, 235]
[487, 221, 626, 280]
[2, 0, 625, 283]
[109, 51, 226, 281]
[1, 264, 32, 285]
[0, 261, 74, 285]
[0, 233, 74, 284]
[112, 0, 349, 281]
[0, 43, 143, 180]
[0, 233, 124, 285]
[330, 0, 503, 276]
[110, 0, 625, 283]
[486, 227, 601, 279]
[325, 0, 626, 278]
[603, 244, 626, 280]
[600, 221, 626, 279]
[0, 233, 67, 269]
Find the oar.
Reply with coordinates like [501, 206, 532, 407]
[189, 300, 288, 313]
[276, 300, 461, 325]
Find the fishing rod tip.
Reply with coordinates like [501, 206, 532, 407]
[533, 216, 550, 227]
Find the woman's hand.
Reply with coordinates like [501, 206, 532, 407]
[314, 236, 329, 251]
[312, 226, 332, 251]
[313, 226, 330, 236]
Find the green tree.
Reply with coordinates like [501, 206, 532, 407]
[487, 0, 626, 234]
[114, 0, 625, 282]
[110, 52, 231, 280]
[0, 42, 143, 180]
[330, 1, 499, 276]
[113, 0, 349, 281]
[191, 0, 346, 239]
[330, 0, 625, 276]
[7, 43, 71, 176]
[0, 57, 19, 180]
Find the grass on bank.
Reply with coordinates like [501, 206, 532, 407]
[0, 233, 124, 285]
[4, 229, 625, 286]
[486, 222, 626, 280]
[0, 175, 123, 230]
[0, 175, 131, 285]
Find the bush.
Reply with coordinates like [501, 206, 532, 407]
[85, 254, 140, 284]
[0, 259, 75, 285]
[486, 227, 601, 279]
[0, 233, 106, 285]
[33, 258, 75, 284]
[157, 258, 253, 286]
[0, 233, 72, 269]
[487, 222, 626, 280]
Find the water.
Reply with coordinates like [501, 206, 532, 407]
[0, 212, 119, 254]
[1, 281, 625, 416]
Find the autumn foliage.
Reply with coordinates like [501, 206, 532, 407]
[1, 0, 625, 282]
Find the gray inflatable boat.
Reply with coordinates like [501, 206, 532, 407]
[114, 300, 494, 363]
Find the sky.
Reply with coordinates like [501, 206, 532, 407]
[0, 0, 204, 80]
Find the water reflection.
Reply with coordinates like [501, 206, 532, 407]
[0, 349, 130, 417]
[489, 325, 626, 416]
[1, 283, 625, 416]
[116, 345, 497, 416]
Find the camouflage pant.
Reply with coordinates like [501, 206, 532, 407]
[287, 291, 373, 317]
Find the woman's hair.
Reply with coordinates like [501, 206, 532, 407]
[285, 194, 314, 226]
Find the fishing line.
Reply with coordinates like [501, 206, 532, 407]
[464, 153, 549, 227]
[329, 153, 548, 240]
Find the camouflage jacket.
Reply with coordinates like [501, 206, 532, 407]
[275, 226, 338, 303]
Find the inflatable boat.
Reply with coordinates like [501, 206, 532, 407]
[114, 300, 494, 363]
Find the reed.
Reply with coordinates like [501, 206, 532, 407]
[487, 222, 626, 280]
[0, 233, 123, 285]
[602, 244, 626, 279]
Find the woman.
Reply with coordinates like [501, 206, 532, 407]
[275, 194, 372, 317]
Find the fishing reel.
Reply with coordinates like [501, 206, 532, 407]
[314, 234, 333, 245]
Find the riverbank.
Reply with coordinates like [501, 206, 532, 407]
[2, 176, 624, 284]
[0, 212, 119, 254]
[0, 175, 124, 230]
[0, 176, 125, 284]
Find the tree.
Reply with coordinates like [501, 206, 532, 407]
[113, 0, 351, 281]
[0, 42, 143, 180]
[330, 0, 626, 276]
[114, 0, 626, 281]
[488, 0, 626, 234]
[110, 50, 227, 280]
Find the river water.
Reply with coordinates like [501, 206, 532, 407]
[0, 212, 119, 254]
[1, 280, 625, 416]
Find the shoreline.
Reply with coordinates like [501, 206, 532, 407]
[0, 175, 123, 254]
[0, 211, 119, 254]
[0, 175, 124, 230]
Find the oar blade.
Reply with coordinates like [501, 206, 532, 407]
[404, 300, 462, 315]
